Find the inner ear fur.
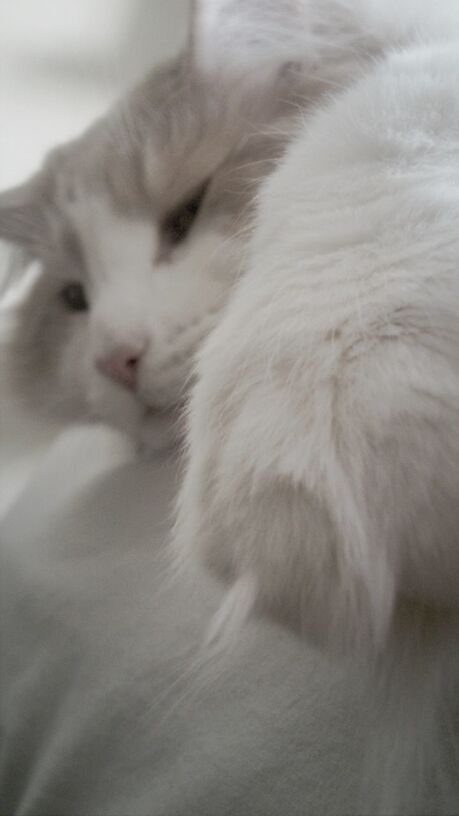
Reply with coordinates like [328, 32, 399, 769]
[190, 0, 312, 81]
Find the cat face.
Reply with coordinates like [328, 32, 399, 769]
[1, 104, 265, 446]
[0, 1, 318, 447]
[0, 0, 384, 447]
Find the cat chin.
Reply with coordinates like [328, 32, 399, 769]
[86, 378, 182, 455]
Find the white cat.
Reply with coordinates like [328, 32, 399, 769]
[0, 0, 444, 451]
[176, 2, 459, 813]
[3, 1, 459, 811]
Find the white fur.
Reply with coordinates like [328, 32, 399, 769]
[2, 194, 242, 449]
[63, 197, 239, 440]
[7, 0, 459, 453]
[178, 38, 459, 642]
[176, 20, 459, 814]
[194, 0, 459, 87]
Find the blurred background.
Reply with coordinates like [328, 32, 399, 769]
[0, 0, 191, 187]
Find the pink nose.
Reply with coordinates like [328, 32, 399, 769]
[96, 344, 142, 392]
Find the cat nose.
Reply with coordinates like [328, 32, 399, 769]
[96, 344, 144, 392]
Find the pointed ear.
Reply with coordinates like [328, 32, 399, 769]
[190, 0, 313, 81]
[0, 178, 45, 255]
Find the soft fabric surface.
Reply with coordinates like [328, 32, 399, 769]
[0, 426, 365, 815]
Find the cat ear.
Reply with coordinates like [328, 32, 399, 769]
[190, 0, 313, 81]
[0, 178, 44, 255]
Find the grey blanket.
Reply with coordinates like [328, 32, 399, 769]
[0, 426, 364, 816]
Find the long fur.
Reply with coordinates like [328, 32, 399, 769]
[3, 2, 459, 812]
[175, 6, 459, 814]
[3, 0, 458, 450]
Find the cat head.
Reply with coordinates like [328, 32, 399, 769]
[0, 0, 352, 448]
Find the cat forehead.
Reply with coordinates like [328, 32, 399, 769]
[43, 192, 155, 286]
[29, 50, 294, 276]
[72, 197, 153, 272]
[44, 52, 292, 215]
[44, 63, 229, 207]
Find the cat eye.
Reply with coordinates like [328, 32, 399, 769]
[161, 181, 208, 247]
[60, 282, 88, 312]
